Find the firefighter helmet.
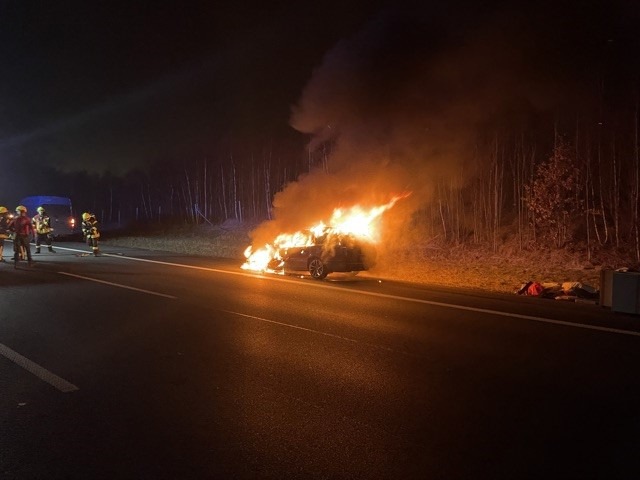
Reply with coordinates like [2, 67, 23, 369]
[15, 205, 27, 213]
[0, 206, 8, 214]
[82, 212, 92, 221]
[37, 206, 45, 213]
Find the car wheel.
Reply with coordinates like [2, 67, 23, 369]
[308, 257, 328, 280]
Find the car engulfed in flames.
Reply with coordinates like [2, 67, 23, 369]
[242, 194, 409, 280]
[264, 227, 376, 279]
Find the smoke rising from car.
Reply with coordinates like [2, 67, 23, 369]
[248, 1, 624, 269]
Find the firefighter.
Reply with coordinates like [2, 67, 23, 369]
[81, 212, 100, 256]
[32, 206, 56, 253]
[0, 206, 10, 261]
[10, 205, 34, 266]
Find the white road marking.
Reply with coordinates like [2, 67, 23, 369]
[223, 310, 399, 354]
[58, 272, 177, 299]
[53, 245, 640, 338]
[0, 343, 79, 393]
[350, 290, 640, 338]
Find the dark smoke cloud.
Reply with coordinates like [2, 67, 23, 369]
[249, 1, 635, 254]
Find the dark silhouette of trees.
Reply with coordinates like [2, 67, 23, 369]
[52, 87, 639, 267]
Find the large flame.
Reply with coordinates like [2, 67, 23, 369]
[241, 193, 409, 272]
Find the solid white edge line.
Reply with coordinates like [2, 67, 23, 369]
[58, 272, 176, 299]
[352, 289, 640, 337]
[0, 342, 79, 393]
[54, 245, 640, 338]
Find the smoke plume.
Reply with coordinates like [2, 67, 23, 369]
[248, 1, 620, 262]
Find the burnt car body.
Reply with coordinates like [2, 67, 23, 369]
[267, 229, 375, 280]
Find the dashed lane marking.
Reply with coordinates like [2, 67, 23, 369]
[58, 272, 177, 299]
[0, 343, 79, 393]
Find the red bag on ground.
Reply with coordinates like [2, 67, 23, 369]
[527, 282, 544, 296]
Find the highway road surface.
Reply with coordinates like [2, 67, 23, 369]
[2, 241, 640, 479]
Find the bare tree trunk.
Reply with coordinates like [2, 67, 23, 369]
[220, 163, 228, 220]
[264, 151, 272, 220]
[635, 98, 640, 262]
[169, 183, 174, 218]
[140, 185, 148, 220]
[454, 170, 463, 243]
[147, 182, 153, 222]
[179, 182, 186, 222]
[577, 117, 592, 261]
[586, 141, 602, 246]
[492, 137, 505, 252]
[437, 181, 447, 240]
[250, 154, 256, 219]
[472, 176, 480, 243]
[438, 198, 447, 241]
[508, 135, 522, 250]
[612, 136, 620, 247]
[231, 156, 239, 220]
[184, 169, 195, 223]
[109, 184, 113, 223]
[528, 141, 537, 245]
[203, 158, 208, 220]
[194, 159, 200, 224]
[596, 77, 610, 245]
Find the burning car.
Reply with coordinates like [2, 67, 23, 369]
[266, 227, 375, 280]
[242, 194, 409, 279]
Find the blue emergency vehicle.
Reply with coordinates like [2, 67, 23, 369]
[18, 196, 76, 237]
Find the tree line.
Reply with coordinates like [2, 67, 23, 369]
[33, 100, 639, 264]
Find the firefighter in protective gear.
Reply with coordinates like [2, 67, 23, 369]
[10, 205, 34, 266]
[0, 206, 10, 261]
[32, 206, 56, 254]
[81, 212, 100, 256]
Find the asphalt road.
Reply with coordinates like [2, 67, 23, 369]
[1, 241, 640, 479]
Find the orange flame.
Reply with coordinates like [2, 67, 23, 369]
[241, 193, 410, 272]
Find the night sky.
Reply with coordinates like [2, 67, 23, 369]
[1, 0, 638, 206]
[0, 1, 385, 180]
